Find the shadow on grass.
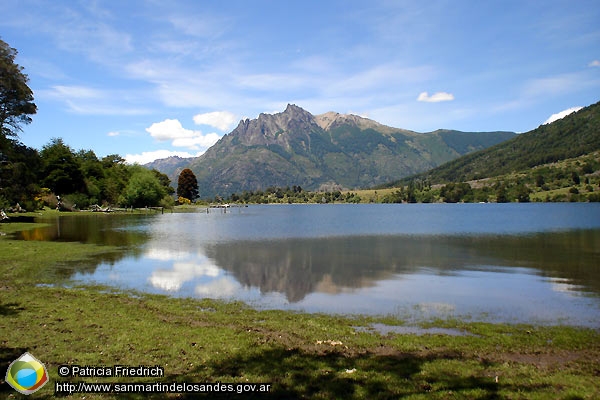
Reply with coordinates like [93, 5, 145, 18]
[0, 302, 24, 316]
[0, 343, 558, 400]
[158, 346, 551, 400]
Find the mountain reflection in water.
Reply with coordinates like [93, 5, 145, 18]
[14, 204, 600, 325]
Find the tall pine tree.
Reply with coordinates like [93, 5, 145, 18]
[177, 168, 199, 201]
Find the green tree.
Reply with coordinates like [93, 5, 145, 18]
[535, 174, 545, 187]
[101, 154, 128, 205]
[40, 138, 85, 195]
[571, 171, 580, 185]
[406, 181, 417, 203]
[177, 168, 199, 201]
[76, 149, 105, 205]
[0, 138, 41, 209]
[152, 169, 174, 196]
[515, 184, 531, 203]
[495, 183, 509, 203]
[0, 38, 36, 139]
[119, 166, 166, 207]
[440, 182, 472, 203]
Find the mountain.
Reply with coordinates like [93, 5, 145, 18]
[400, 100, 600, 185]
[150, 104, 515, 198]
[144, 156, 193, 183]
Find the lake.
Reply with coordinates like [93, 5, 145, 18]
[17, 203, 600, 326]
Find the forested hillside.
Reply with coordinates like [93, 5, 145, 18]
[412, 101, 600, 184]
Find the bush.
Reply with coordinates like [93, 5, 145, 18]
[588, 193, 600, 202]
[177, 196, 191, 205]
[0, 196, 10, 210]
[159, 195, 175, 209]
[39, 188, 58, 208]
[64, 192, 94, 209]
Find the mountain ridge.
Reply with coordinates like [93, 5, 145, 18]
[146, 104, 516, 198]
[397, 100, 600, 185]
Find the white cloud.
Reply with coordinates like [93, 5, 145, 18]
[589, 60, 600, 67]
[193, 111, 237, 131]
[149, 261, 221, 292]
[107, 131, 120, 137]
[145, 119, 222, 150]
[146, 119, 195, 141]
[195, 277, 239, 298]
[144, 248, 189, 261]
[172, 133, 221, 148]
[417, 91, 455, 102]
[543, 106, 583, 125]
[124, 149, 200, 165]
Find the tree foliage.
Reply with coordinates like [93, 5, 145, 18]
[177, 168, 199, 201]
[40, 138, 85, 195]
[0, 136, 41, 210]
[119, 166, 167, 208]
[0, 134, 174, 210]
[0, 38, 36, 138]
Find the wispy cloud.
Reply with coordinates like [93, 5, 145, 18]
[589, 60, 600, 67]
[493, 69, 600, 116]
[522, 74, 585, 97]
[166, 9, 234, 40]
[49, 85, 103, 99]
[40, 85, 150, 115]
[14, 3, 133, 65]
[417, 91, 455, 102]
[327, 64, 434, 97]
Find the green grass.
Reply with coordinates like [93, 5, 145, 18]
[1, 217, 599, 399]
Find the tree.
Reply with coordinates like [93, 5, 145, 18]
[119, 166, 166, 207]
[515, 184, 531, 203]
[177, 168, 199, 201]
[101, 154, 128, 205]
[0, 38, 36, 139]
[440, 182, 472, 203]
[495, 183, 509, 203]
[0, 138, 41, 209]
[40, 138, 85, 195]
[152, 169, 174, 196]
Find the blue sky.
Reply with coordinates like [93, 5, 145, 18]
[2, 0, 599, 164]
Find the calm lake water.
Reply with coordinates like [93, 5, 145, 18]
[18, 203, 600, 326]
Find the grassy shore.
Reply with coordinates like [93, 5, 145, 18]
[1, 217, 599, 399]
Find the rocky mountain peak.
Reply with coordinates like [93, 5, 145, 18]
[272, 104, 315, 126]
[315, 111, 415, 135]
[228, 104, 320, 146]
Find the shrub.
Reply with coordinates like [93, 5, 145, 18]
[178, 196, 191, 205]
